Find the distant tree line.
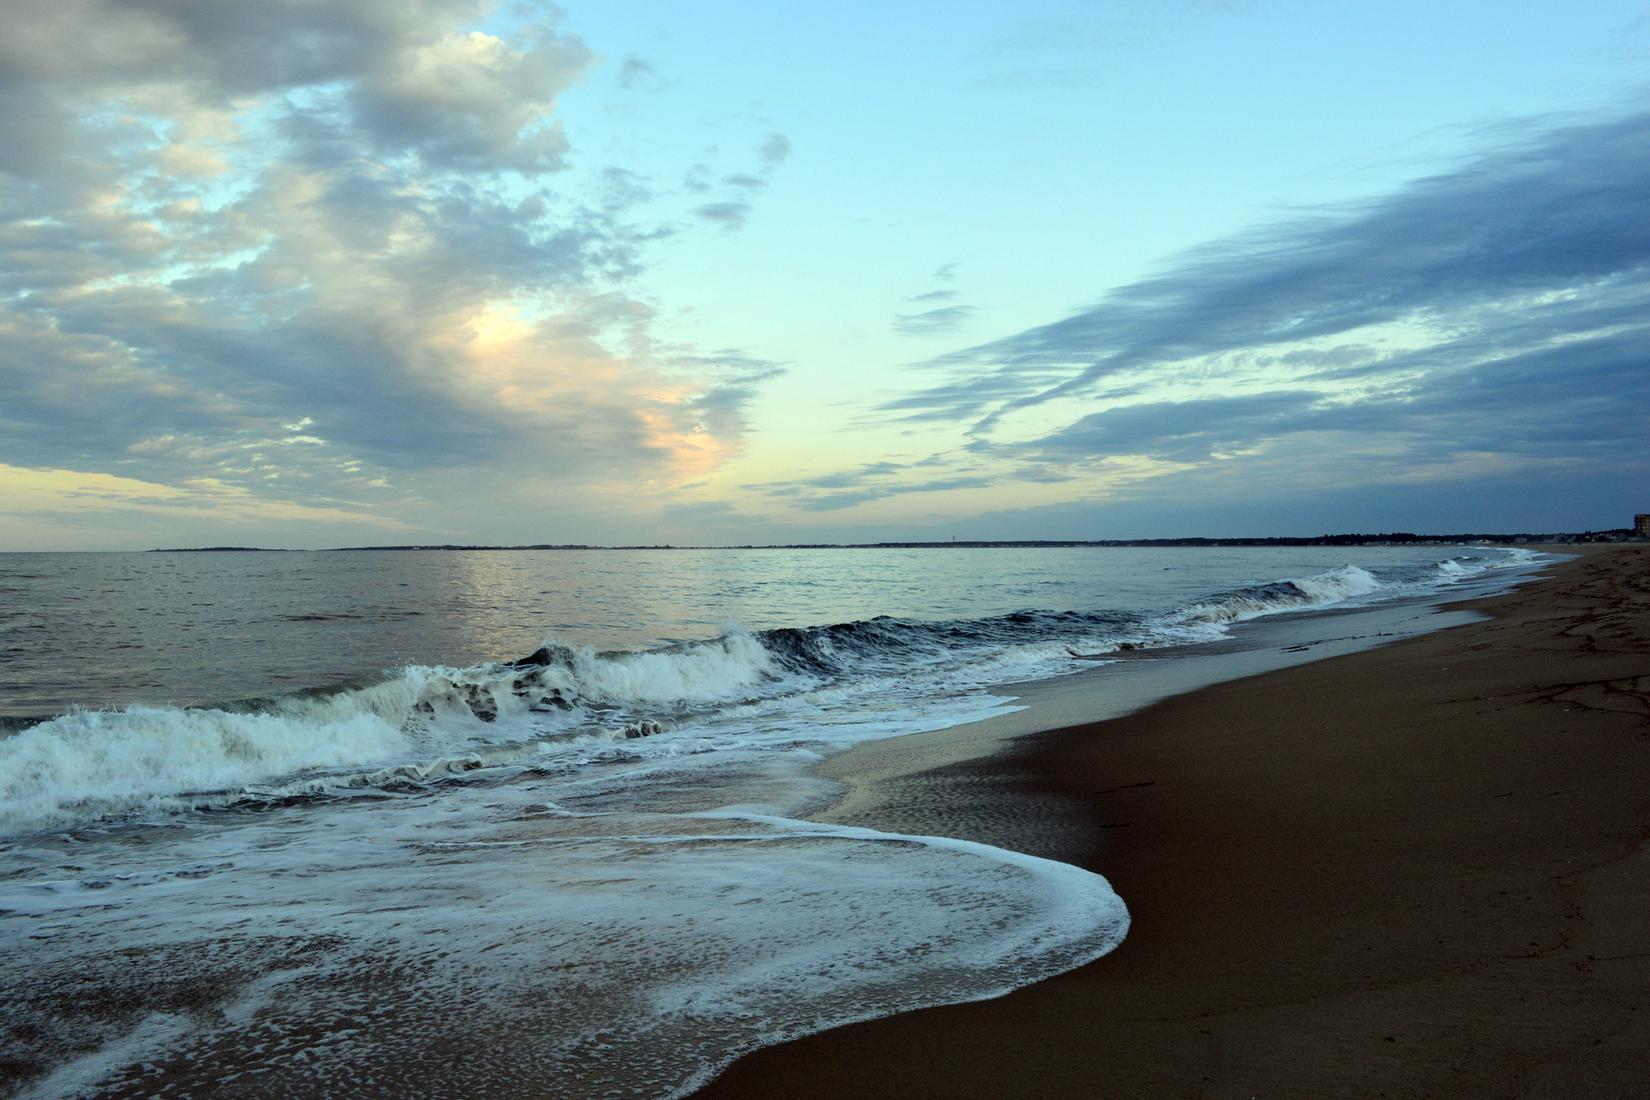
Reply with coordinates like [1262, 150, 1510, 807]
[149, 529, 1643, 552]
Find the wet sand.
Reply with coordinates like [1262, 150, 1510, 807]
[695, 545, 1650, 1098]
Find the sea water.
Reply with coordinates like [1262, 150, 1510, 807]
[0, 545, 1548, 1097]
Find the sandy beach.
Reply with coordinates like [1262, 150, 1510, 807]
[696, 545, 1650, 1098]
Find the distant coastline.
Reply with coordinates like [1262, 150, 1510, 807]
[145, 530, 1644, 553]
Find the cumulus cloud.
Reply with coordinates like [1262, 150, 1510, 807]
[0, 0, 782, 542]
[347, 23, 589, 172]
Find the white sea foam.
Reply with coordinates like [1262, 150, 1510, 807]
[1291, 563, 1382, 603]
[0, 783, 1128, 1099]
[1164, 563, 1384, 629]
[545, 628, 784, 705]
[0, 704, 412, 835]
[0, 631, 810, 836]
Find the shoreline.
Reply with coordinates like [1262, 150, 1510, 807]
[696, 545, 1650, 1097]
[805, 582, 1511, 863]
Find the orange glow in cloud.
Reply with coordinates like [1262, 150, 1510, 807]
[436, 300, 747, 482]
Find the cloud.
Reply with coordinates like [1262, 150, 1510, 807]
[682, 134, 793, 230]
[996, 290, 1650, 471]
[617, 54, 655, 89]
[668, 352, 787, 452]
[0, 1, 784, 543]
[0, 1, 589, 175]
[347, 23, 589, 173]
[704, 104, 1649, 535]
[892, 305, 977, 337]
[694, 201, 752, 230]
[893, 109, 1650, 440]
[0, 461, 410, 551]
[892, 261, 977, 337]
[747, 455, 1041, 513]
[845, 107, 1650, 523]
[1019, 391, 1320, 463]
[944, 458, 1646, 542]
[777, 476, 994, 513]
[759, 133, 792, 166]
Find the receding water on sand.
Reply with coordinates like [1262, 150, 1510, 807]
[5, 792, 1128, 1098]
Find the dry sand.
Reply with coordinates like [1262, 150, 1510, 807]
[695, 545, 1650, 1098]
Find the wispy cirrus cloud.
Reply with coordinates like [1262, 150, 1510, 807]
[892, 261, 977, 337]
[894, 110, 1650, 436]
[849, 109, 1650, 517]
[892, 305, 977, 338]
[744, 452, 1074, 512]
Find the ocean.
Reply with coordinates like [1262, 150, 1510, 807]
[0, 545, 1549, 1097]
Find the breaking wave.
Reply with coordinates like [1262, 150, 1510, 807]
[0, 550, 1538, 837]
[1167, 564, 1382, 628]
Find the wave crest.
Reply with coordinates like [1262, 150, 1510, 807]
[1, 550, 1539, 837]
[1169, 564, 1382, 626]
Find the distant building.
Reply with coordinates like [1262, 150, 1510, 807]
[1637, 514, 1650, 538]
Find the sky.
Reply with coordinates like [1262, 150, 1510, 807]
[1, 0, 1646, 550]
